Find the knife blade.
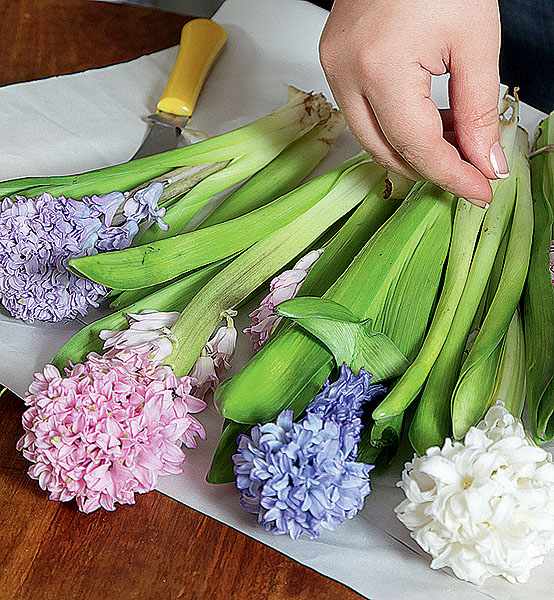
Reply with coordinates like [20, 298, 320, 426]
[132, 18, 227, 160]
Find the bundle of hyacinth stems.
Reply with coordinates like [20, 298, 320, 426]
[14, 113, 389, 513]
[10, 86, 554, 587]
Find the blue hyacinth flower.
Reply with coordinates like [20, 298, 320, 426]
[233, 364, 387, 540]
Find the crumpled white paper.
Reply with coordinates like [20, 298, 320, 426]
[0, 0, 550, 598]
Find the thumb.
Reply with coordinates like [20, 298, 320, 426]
[448, 30, 507, 181]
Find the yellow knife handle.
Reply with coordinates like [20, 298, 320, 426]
[156, 19, 227, 117]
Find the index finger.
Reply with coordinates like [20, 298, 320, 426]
[363, 63, 493, 204]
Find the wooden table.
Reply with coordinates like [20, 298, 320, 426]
[0, 2, 363, 599]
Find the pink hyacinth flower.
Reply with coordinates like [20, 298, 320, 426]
[245, 249, 323, 351]
[208, 324, 238, 375]
[18, 311, 206, 514]
[550, 241, 553, 288]
[189, 354, 219, 399]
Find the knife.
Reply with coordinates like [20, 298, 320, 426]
[132, 18, 227, 160]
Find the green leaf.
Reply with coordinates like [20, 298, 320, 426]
[207, 420, 252, 484]
[275, 296, 409, 381]
[109, 256, 235, 310]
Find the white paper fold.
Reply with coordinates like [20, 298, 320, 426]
[0, 0, 550, 598]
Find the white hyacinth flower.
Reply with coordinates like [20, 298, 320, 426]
[395, 404, 554, 586]
[99, 309, 179, 361]
[190, 310, 238, 399]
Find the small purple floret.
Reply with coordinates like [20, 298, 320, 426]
[123, 182, 168, 231]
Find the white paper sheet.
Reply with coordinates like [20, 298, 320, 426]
[0, 0, 550, 598]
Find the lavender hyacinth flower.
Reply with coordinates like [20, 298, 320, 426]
[0, 193, 111, 323]
[307, 364, 387, 459]
[233, 365, 387, 540]
[0, 184, 167, 323]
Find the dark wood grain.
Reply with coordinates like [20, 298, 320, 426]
[0, 0, 191, 87]
[0, 1, 363, 598]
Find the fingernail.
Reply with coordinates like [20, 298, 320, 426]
[465, 198, 489, 209]
[490, 142, 509, 179]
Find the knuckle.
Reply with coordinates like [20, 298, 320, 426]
[356, 52, 389, 83]
[461, 105, 499, 131]
[318, 36, 338, 73]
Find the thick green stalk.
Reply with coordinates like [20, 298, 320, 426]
[68, 156, 363, 290]
[296, 175, 398, 299]
[4, 88, 329, 201]
[451, 150, 533, 438]
[489, 309, 526, 418]
[200, 112, 347, 228]
[366, 197, 454, 451]
[51, 258, 229, 370]
[525, 112, 554, 442]
[407, 171, 518, 447]
[369, 199, 484, 421]
[165, 160, 378, 376]
[484, 227, 510, 311]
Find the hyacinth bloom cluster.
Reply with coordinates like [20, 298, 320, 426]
[245, 249, 323, 350]
[99, 309, 180, 362]
[17, 347, 206, 513]
[395, 404, 554, 585]
[0, 182, 166, 323]
[233, 364, 387, 540]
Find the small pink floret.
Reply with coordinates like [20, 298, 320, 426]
[18, 347, 206, 513]
[245, 249, 323, 350]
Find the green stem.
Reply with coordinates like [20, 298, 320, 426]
[451, 150, 533, 438]
[201, 113, 347, 228]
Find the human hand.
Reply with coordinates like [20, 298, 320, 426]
[319, 0, 507, 207]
